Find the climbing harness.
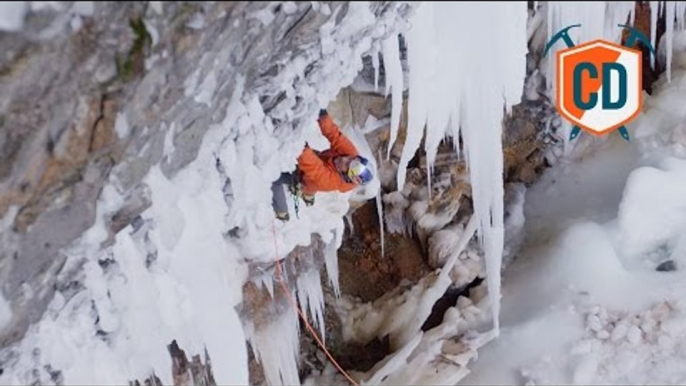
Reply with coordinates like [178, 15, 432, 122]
[288, 170, 303, 219]
[270, 220, 359, 386]
[290, 189, 301, 220]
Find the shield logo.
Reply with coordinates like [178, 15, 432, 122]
[556, 40, 642, 136]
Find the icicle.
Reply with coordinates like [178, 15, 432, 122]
[296, 267, 326, 343]
[651, 1, 659, 69]
[345, 212, 354, 235]
[372, 44, 380, 93]
[248, 307, 300, 386]
[260, 274, 275, 298]
[324, 235, 341, 298]
[376, 190, 386, 259]
[382, 34, 404, 160]
[678, 2, 686, 30]
[396, 2, 433, 190]
[666, 1, 676, 82]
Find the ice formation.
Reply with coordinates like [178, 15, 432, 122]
[339, 215, 477, 351]
[386, 2, 528, 332]
[376, 190, 386, 259]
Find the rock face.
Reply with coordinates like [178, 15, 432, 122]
[0, 1, 413, 349]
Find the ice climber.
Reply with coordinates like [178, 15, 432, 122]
[271, 109, 374, 221]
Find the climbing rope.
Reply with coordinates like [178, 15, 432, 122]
[270, 220, 359, 386]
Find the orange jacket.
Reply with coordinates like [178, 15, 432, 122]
[297, 115, 359, 195]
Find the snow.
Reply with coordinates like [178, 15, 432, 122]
[282, 2, 297, 15]
[251, 7, 276, 26]
[462, 41, 686, 385]
[194, 70, 217, 107]
[114, 112, 130, 138]
[617, 160, 686, 268]
[186, 12, 206, 30]
[0, 2, 28, 32]
[0, 294, 11, 331]
[149, 1, 163, 16]
[163, 122, 176, 158]
[72, 1, 93, 16]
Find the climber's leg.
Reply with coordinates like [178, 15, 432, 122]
[271, 173, 293, 221]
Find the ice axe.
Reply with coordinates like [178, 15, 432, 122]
[544, 24, 586, 141]
[619, 24, 656, 55]
[611, 24, 655, 142]
[543, 23, 581, 56]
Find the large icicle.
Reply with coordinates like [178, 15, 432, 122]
[651, 1, 660, 69]
[382, 34, 404, 160]
[372, 45, 380, 92]
[396, 2, 528, 333]
[248, 307, 300, 386]
[296, 265, 326, 342]
[324, 235, 341, 298]
[666, 1, 676, 82]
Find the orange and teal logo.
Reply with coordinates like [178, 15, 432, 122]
[545, 25, 655, 141]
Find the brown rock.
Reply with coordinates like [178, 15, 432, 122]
[90, 98, 118, 152]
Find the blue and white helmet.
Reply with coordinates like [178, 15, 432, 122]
[347, 156, 373, 185]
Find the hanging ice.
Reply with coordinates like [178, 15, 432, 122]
[382, 34, 404, 160]
[248, 307, 300, 386]
[666, 1, 676, 82]
[372, 45, 380, 92]
[395, 2, 528, 333]
[296, 265, 326, 342]
[324, 234, 341, 298]
[653, 1, 686, 82]
[651, 1, 660, 69]
[376, 190, 386, 259]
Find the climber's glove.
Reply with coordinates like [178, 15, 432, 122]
[302, 194, 315, 207]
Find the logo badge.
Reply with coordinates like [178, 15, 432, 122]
[545, 25, 655, 141]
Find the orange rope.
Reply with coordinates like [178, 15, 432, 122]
[271, 220, 360, 386]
